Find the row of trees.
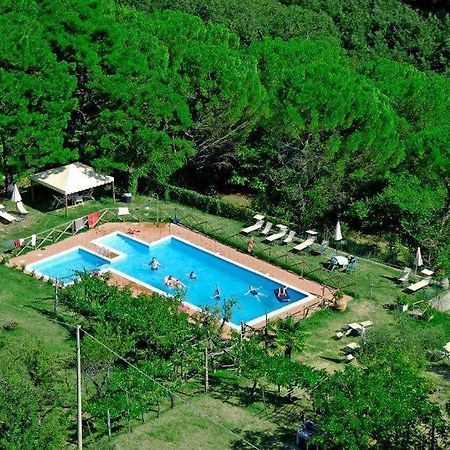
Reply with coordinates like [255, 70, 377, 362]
[137, 0, 450, 73]
[57, 276, 448, 448]
[1, 0, 449, 268]
[1, 274, 448, 448]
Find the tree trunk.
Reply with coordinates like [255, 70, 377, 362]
[250, 380, 258, 399]
[285, 346, 292, 360]
[107, 408, 111, 439]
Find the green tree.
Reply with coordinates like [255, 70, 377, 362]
[269, 316, 305, 360]
[312, 351, 448, 449]
[0, 0, 76, 189]
[0, 340, 67, 449]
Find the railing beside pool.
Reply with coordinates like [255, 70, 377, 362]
[5, 201, 357, 299]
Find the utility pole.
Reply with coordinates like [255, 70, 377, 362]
[204, 345, 209, 393]
[76, 325, 83, 450]
[53, 279, 59, 314]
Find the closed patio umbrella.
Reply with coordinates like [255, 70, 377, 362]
[334, 220, 343, 255]
[11, 184, 22, 203]
[414, 247, 423, 272]
[334, 220, 343, 241]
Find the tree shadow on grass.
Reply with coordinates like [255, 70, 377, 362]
[429, 362, 450, 381]
[230, 427, 298, 450]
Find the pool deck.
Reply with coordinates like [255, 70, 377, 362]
[9, 222, 346, 328]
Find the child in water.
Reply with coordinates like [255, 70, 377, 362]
[149, 256, 162, 270]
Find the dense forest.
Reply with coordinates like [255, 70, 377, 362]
[1, 0, 449, 268]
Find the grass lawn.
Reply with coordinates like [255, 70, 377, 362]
[0, 264, 72, 356]
[1, 192, 449, 446]
[106, 395, 293, 450]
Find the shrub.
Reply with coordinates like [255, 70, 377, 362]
[3, 321, 20, 331]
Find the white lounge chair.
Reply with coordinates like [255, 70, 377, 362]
[16, 201, 28, 215]
[282, 230, 296, 244]
[0, 210, 16, 223]
[265, 225, 288, 242]
[398, 267, 412, 283]
[117, 207, 138, 221]
[241, 219, 264, 234]
[260, 222, 273, 236]
[292, 236, 316, 252]
[406, 277, 431, 293]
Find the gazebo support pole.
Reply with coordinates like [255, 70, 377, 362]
[65, 194, 68, 216]
[31, 181, 35, 203]
[112, 180, 116, 203]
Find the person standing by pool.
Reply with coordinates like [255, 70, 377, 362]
[247, 237, 255, 254]
[149, 256, 162, 270]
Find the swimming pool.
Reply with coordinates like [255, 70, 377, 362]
[28, 232, 315, 328]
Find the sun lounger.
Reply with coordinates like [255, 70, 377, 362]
[0, 210, 16, 223]
[282, 230, 296, 244]
[260, 222, 273, 236]
[253, 214, 265, 221]
[117, 207, 138, 221]
[265, 225, 288, 242]
[420, 268, 434, 277]
[16, 201, 28, 215]
[406, 277, 431, 293]
[312, 240, 328, 255]
[241, 219, 264, 234]
[292, 236, 316, 252]
[398, 267, 412, 283]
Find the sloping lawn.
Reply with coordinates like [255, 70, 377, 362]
[107, 395, 293, 450]
[0, 265, 72, 355]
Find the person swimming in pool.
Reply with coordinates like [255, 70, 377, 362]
[212, 285, 221, 299]
[164, 275, 185, 289]
[245, 285, 266, 301]
[188, 271, 197, 280]
[149, 256, 162, 270]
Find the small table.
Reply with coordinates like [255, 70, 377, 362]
[327, 256, 349, 271]
[420, 269, 434, 277]
[344, 342, 361, 354]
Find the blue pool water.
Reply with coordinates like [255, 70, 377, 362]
[29, 247, 109, 281]
[29, 233, 311, 326]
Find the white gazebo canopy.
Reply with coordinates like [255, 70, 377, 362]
[31, 162, 115, 214]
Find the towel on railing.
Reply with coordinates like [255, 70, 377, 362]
[87, 212, 100, 229]
[73, 217, 86, 232]
[30, 234, 36, 246]
[14, 239, 24, 248]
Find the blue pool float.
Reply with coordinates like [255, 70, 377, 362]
[274, 289, 291, 302]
